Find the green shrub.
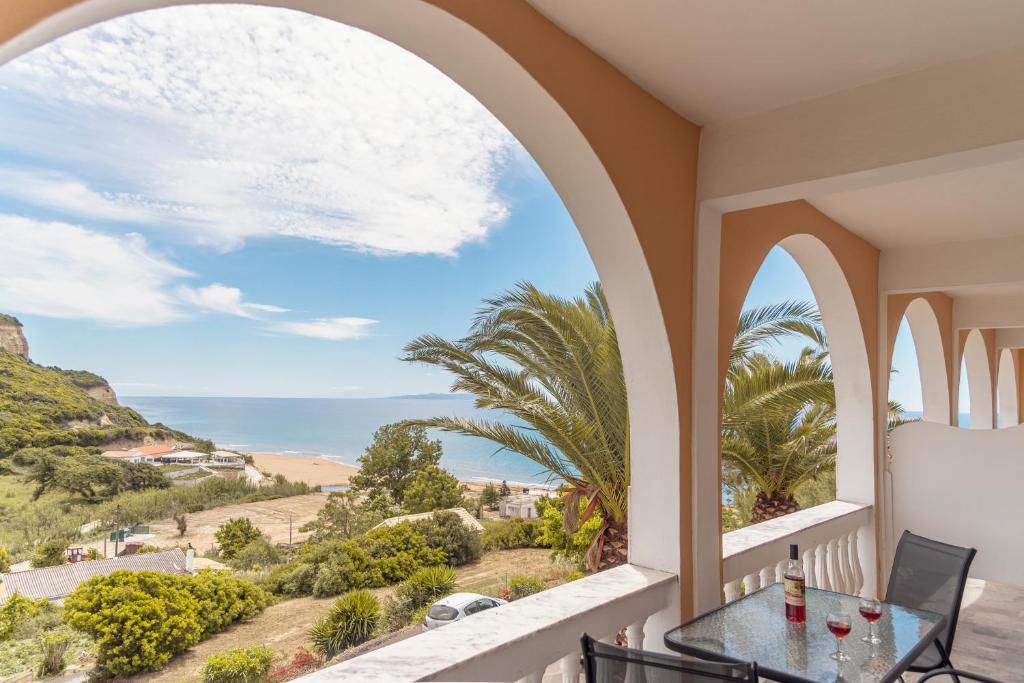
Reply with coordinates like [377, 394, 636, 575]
[537, 497, 601, 568]
[30, 538, 68, 568]
[229, 537, 283, 571]
[563, 571, 585, 582]
[0, 547, 9, 573]
[395, 565, 456, 610]
[309, 590, 381, 659]
[417, 511, 482, 566]
[0, 594, 47, 641]
[401, 465, 464, 513]
[201, 645, 274, 683]
[481, 518, 547, 551]
[62, 569, 270, 676]
[382, 595, 415, 632]
[34, 631, 71, 678]
[506, 575, 544, 601]
[216, 518, 263, 559]
[362, 523, 446, 584]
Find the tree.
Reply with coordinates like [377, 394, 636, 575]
[31, 538, 68, 568]
[403, 282, 627, 571]
[300, 490, 383, 542]
[0, 546, 9, 573]
[174, 513, 188, 537]
[498, 480, 511, 498]
[215, 518, 262, 559]
[349, 423, 443, 504]
[402, 465, 464, 514]
[480, 483, 500, 510]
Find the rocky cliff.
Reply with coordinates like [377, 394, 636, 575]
[0, 314, 28, 359]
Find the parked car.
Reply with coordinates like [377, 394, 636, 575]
[422, 592, 507, 630]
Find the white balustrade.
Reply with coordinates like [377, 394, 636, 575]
[722, 500, 872, 601]
[296, 564, 675, 682]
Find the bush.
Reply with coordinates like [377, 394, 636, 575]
[505, 575, 544, 601]
[35, 631, 71, 678]
[416, 511, 481, 566]
[537, 497, 601, 568]
[229, 537, 283, 571]
[216, 518, 263, 559]
[201, 645, 274, 683]
[563, 571, 585, 582]
[269, 648, 318, 682]
[63, 570, 270, 676]
[0, 594, 47, 641]
[395, 565, 457, 610]
[481, 518, 546, 551]
[31, 538, 68, 568]
[402, 465, 464, 513]
[362, 523, 446, 584]
[309, 590, 381, 659]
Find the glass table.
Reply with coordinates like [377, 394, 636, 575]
[664, 583, 946, 683]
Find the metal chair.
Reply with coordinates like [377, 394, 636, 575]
[885, 531, 976, 677]
[580, 633, 757, 683]
[918, 669, 1007, 683]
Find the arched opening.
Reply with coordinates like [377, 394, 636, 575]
[896, 298, 950, 424]
[997, 348, 1018, 428]
[962, 329, 994, 430]
[722, 234, 873, 527]
[0, 0, 682, 582]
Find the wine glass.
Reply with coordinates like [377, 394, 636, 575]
[859, 598, 882, 644]
[826, 611, 852, 662]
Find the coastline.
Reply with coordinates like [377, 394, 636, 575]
[247, 450, 559, 493]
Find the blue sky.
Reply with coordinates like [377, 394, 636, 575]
[0, 4, 927, 408]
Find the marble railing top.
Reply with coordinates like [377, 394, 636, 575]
[722, 499, 871, 560]
[296, 563, 675, 682]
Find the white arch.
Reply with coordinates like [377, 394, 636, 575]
[962, 329, 994, 430]
[997, 349, 1018, 428]
[0, 1, 681, 575]
[904, 298, 951, 425]
[778, 234, 873, 505]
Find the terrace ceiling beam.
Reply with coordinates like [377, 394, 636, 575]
[880, 236, 1024, 294]
[995, 328, 1024, 350]
[954, 296, 1024, 332]
[698, 45, 1024, 212]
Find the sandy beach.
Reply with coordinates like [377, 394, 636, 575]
[250, 452, 358, 487]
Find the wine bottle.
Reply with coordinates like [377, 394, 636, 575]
[784, 543, 806, 623]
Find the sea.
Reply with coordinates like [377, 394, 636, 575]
[123, 395, 560, 488]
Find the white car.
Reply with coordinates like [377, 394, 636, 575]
[422, 592, 507, 630]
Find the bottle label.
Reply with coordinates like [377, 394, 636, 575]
[784, 577, 805, 607]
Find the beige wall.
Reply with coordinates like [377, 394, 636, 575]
[0, 0, 703, 615]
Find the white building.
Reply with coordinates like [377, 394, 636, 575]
[498, 494, 542, 520]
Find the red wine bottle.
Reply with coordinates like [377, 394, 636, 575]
[784, 544, 806, 623]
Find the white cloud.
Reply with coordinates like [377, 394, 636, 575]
[0, 5, 519, 255]
[178, 283, 287, 319]
[269, 317, 378, 341]
[0, 215, 189, 324]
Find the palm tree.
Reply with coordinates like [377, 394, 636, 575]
[401, 282, 627, 571]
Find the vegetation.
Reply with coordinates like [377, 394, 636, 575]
[536, 496, 601, 568]
[349, 423, 442, 505]
[216, 517, 263, 559]
[403, 282, 628, 571]
[0, 599, 90, 680]
[402, 465, 464, 513]
[34, 630, 72, 678]
[229, 537, 284, 571]
[480, 483, 500, 509]
[31, 538, 69, 568]
[299, 489, 383, 542]
[309, 590, 381, 659]
[416, 510, 482, 566]
[63, 569, 270, 677]
[0, 547, 8, 572]
[201, 645, 275, 683]
[0, 349, 208, 456]
[481, 517, 547, 551]
[0, 594, 48, 641]
[27, 452, 168, 500]
[504, 575, 544, 601]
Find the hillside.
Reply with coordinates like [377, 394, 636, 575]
[0, 348, 207, 456]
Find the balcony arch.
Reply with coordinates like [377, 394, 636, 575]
[886, 295, 953, 425]
[997, 348, 1019, 428]
[961, 328, 996, 429]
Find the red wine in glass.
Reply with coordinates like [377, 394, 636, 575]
[860, 598, 882, 644]
[826, 612, 852, 661]
[827, 621, 852, 638]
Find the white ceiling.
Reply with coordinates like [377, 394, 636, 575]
[528, 0, 1024, 124]
[809, 158, 1024, 250]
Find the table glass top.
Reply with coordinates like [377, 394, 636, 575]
[664, 583, 945, 683]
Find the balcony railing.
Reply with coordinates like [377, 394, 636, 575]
[722, 500, 872, 601]
[298, 563, 675, 682]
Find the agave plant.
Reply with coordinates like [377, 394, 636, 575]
[309, 589, 381, 659]
[401, 282, 627, 571]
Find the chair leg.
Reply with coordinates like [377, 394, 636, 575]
[932, 640, 961, 683]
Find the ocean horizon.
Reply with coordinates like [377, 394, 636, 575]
[124, 395, 561, 488]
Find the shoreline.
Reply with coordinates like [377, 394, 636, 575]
[246, 450, 559, 493]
